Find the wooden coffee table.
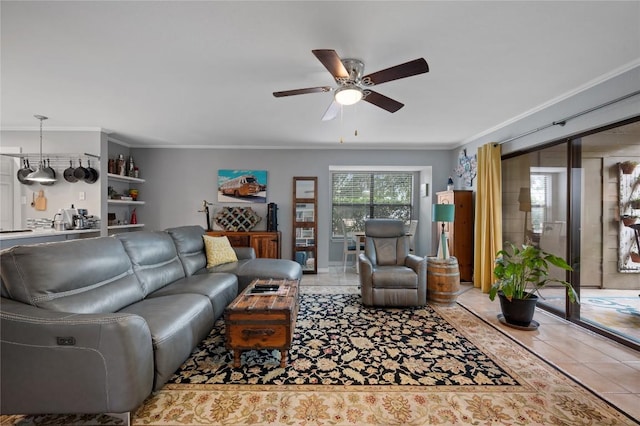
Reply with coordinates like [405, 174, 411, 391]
[224, 278, 299, 368]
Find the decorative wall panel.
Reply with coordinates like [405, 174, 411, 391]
[618, 162, 640, 272]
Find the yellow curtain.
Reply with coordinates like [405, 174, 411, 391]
[473, 143, 502, 292]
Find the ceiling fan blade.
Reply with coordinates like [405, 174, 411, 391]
[321, 101, 341, 121]
[362, 58, 429, 86]
[273, 86, 332, 97]
[363, 90, 404, 113]
[312, 49, 349, 80]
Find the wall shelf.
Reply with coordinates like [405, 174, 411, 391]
[106, 173, 145, 183]
[107, 224, 145, 230]
[106, 140, 145, 235]
[107, 200, 145, 205]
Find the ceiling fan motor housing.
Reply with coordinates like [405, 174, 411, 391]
[338, 59, 366, 85]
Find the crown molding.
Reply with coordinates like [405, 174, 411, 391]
[1, 126, 105, 132]
[458, 59, 640, 148]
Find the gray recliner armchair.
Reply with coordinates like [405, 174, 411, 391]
[358, 219, 427, 307]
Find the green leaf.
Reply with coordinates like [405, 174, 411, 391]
[489, 242, 579, 304]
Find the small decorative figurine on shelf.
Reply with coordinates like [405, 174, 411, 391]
[447, 176, 454, 191]
[127, 156, 135, 177]
[117, 154, 126, 176]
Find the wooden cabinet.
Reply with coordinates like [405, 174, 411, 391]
[436, 190, 473, 282]
[206, 231, 281, 259]
[293, 177, 317, 274]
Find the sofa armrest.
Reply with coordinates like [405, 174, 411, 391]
[358, 253, 374, 305]
[405, 254, 427, 286]
[233, 246, 256, 260]
[405, 254, 426, 273]
[0, 298, 154, 415]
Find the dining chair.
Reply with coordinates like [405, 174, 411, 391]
[341, 219, 363, 273]
[407, 219, 418, 253]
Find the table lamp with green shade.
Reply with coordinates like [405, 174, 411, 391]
[433, 204, 455, 259]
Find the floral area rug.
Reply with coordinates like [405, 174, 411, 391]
[170, 293, 517, 387]
[3, 294, 636, 425]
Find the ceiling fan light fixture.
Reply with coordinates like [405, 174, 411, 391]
[334, 86, 363, 106]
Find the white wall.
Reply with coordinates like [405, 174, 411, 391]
[0, 130, 103, 228]
[131, 148, 451, 269]
[4, 67, 635, 269]
[457, 66, 640, 161]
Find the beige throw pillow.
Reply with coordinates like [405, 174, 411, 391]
[203, 235, 238, 268]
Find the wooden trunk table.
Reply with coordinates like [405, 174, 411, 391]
[224, 278, 299, 368]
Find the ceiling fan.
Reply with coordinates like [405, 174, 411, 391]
[273, 49, 429, 121]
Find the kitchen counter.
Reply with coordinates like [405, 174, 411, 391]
[0, 228, 101, 249]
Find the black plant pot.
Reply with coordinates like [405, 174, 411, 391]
[498, 292, 538, 327]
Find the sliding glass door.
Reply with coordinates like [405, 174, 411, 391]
[574, 120, 640, 345]
[501, 117, 640, 349]
[502, 144, 570, 316]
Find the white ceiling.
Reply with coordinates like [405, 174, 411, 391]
[1, 1, 639, 149]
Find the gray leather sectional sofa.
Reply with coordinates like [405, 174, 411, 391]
[0, 225, 301, 423]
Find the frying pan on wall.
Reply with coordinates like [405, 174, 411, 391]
[73, 159, 90, 181]
[85, 159, 99, 184]
[41, 159, 57, 186]
[17, 158, 34, 185]
[64, 160, 77, 183]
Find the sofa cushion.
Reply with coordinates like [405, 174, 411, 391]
[203, 235, 238, 267]
[165, 225, 207, 276]
[147, 272, 238, 321]
[210, 258, 303, 292]
[119, 293, 213, 390]
[0, 237, 143, 313]
[116, 231, 186, 296]
[371, 266, 418, 289]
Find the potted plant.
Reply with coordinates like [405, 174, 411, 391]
[489, 242, 579, 328]
[620, 161, 638, 175]
[622, 215, 639, 227]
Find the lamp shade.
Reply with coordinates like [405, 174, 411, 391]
[25, 115, 56, 183]
[26, 165, 56, 183]
[432, 204, 455, 223]
[518, 187, 532, 212]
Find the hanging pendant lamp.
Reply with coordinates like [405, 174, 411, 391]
[25, 115, 56, 183]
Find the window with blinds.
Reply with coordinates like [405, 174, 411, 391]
[530, 173, 551, 234]
[331, 171, 413, 237]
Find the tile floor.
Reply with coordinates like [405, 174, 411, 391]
[301, 268, 640, 421]
[526, 287, 640, 342]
